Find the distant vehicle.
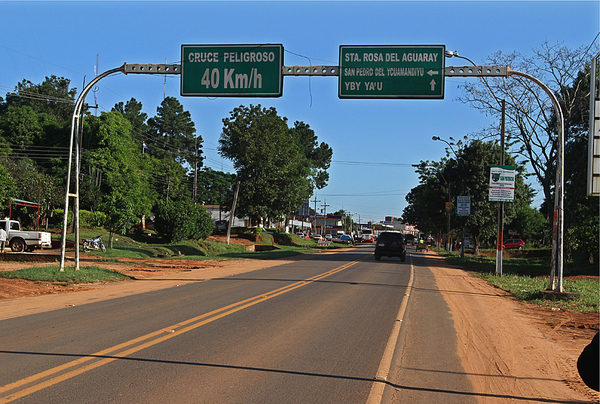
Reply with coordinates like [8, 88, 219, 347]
[311, 234, 323, 241]
[374, 231, 406, 262]
[214, 220, 229, 234]
[296, 232, 309, 239]
[340, 234, 353, 244]
[360, 228, 374, 243]
[325, 234, 332, 241]
[504, 238, 525, 250]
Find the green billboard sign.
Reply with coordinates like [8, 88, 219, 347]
[181, 44, 283, 97]
[339, 45, 445, 99]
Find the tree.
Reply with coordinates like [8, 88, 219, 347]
[290, 121, 333, 190]
[147, 96, 201, 171]
[0, 162, 17, 213]
[403, 176, 447, 238]
[112, 98, 148, 137]
[506, 204, 549, 246]
[196, 168, 236, 208]
[218, 104, 313, 225]
[1, 75, 77, 124]
[84, 112, 152, 246]
[0, 157, 63, 226]
[100, 191, 140, 249]
[405, 138, 533, 255]
[0, 105, 45, 147]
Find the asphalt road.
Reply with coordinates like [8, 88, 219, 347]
[0, 245, 474, 403]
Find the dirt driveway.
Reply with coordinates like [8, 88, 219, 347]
[0, 242, 597, 402]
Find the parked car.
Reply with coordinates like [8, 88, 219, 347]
[295, 232, 309, 239]
[325, 234, 332, 241]
[374, 231, 406, 262]
[0, 219, 52, 252]
[504, 238, 525, 250]
[311, 234, 323, 241]
[340, 234, 353, 244]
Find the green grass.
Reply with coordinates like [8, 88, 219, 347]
[441, 249, 599, 313]
[0, 265, 132, 285]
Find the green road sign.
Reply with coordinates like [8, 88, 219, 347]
[339, 45, 445, 99]
[181, 44, 283, 97]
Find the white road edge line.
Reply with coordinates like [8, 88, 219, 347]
[366, 255, 415, 404]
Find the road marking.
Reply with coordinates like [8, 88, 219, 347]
[367, 255, 415, 404]
[0, 254, 371, 403]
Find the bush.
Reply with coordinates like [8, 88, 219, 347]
[51, 209, 107, 229]
[154, 199, 214, 243]
[80, 210, 107, 228]
[52, 208, 71, 228]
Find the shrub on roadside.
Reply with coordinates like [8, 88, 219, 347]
[154, 198, 214, 243]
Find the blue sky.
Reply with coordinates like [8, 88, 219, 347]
[0, 1, 598, 224]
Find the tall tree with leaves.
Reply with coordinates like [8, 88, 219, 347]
[405, 138, 533, 255]
[196, 167, 236, 208]
[218, 104, 313, 225]
[84, 112, 151, 247]
[147, 96, 202, 172]
[290, 121, 333, 190]
[112, 98, 148, 137]
[0, 162, 17, 214]
[1, 75, 76, 124]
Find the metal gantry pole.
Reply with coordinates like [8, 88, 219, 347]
[59, 63, 181, 271]
[445, 64, 565, 292]
[506, 69, 565, 292]
[60, 65, 125, 270]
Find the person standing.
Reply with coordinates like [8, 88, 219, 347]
[0, 226, 7, 253]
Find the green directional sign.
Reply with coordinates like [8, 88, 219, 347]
[339, 45, 445, 99]
[181, 44, 284, 97]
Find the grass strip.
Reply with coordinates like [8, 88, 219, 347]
[440, 249, 599, 313]
[0, 265, 132, 284]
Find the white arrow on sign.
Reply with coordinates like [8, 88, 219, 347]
[430, 79, 437, 91]
[427, 70, 439, 76]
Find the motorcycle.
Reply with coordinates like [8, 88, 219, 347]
[82, 235, 106, 252]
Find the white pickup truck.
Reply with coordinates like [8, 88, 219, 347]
[0, 219, 52, 252]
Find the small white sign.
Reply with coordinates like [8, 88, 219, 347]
[489, 165, 516, 202]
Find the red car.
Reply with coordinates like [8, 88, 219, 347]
[503, 238, 525, 250]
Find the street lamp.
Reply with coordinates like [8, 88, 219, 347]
[432, 137, 456, 254]
[433, 136, 468, 259]
[432, 136, 458, 158]
[445, 50, 502, 108]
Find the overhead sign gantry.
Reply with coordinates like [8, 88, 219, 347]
[61, 44, 567, 295]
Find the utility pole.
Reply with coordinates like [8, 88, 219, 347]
[321, 200, 330, 235]
[496, 100, 506, 275]
[193, 137, 198, 204]
[311, 196, 320, 235]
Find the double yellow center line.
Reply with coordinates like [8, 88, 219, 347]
[0, 255, 370, 403]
